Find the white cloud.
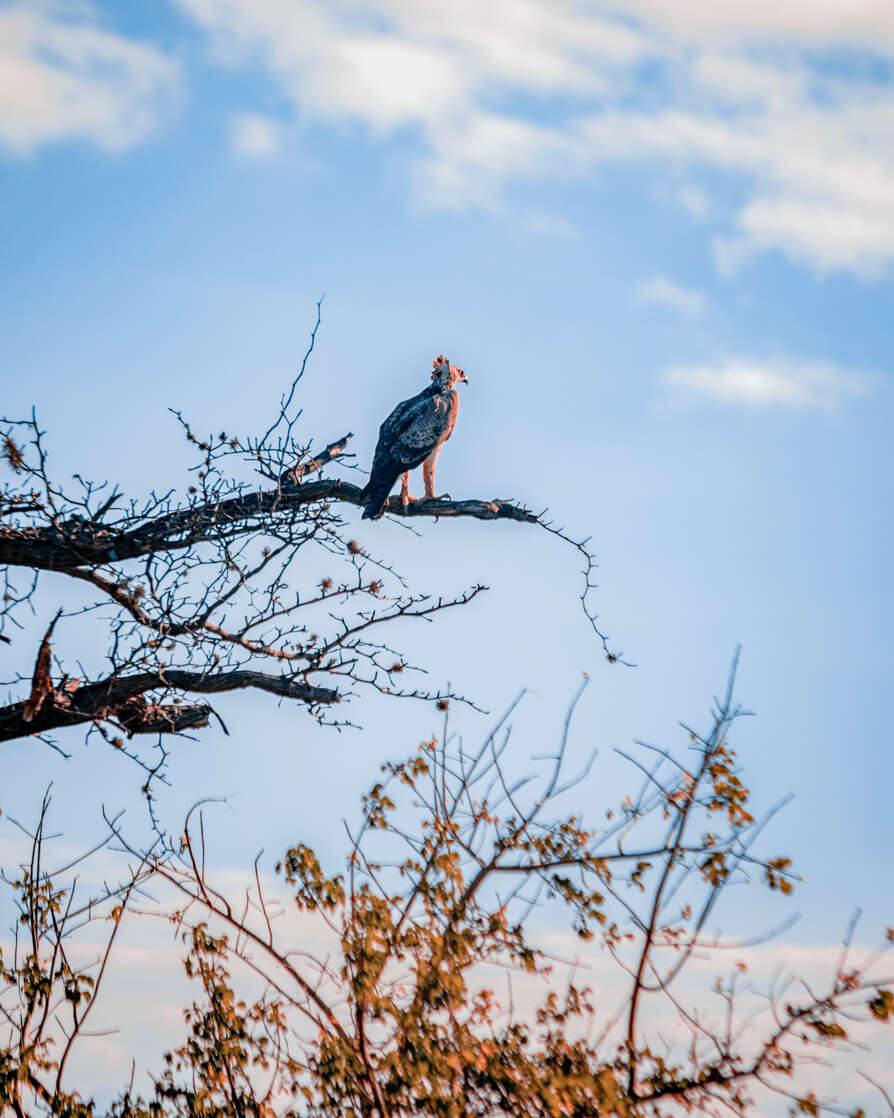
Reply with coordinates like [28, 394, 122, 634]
[414, 111, 588, 210]
[0, 2, 181, 154]
[734, 195, 894, 277]
[174, 0, 648, 207]
[579, 93, 894, 276]
[661, 357, 873, 409]
[620, 0, 894, 47]
[5, 0, 892, 278]
[170, 0, 894, 278]
[636, 275, 705, 313]
[230, 111, 281, 157]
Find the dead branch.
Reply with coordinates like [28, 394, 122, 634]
[0, 341, 620, 773]
[0, 668, 338, 742]
[0, 476, 537, 574]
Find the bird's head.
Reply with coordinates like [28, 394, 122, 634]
[431, 354, 468, 389]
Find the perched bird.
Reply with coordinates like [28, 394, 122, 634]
[362, 355, 468, 520]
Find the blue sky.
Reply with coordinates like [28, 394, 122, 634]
[1, 0, 893, 1093]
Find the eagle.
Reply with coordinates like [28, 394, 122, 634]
[361, 355, 468, 520]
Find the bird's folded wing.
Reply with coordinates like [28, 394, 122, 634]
[378, 391, 429, 440]
[381, 394, 446, 451]
[398, 402, 449, 452]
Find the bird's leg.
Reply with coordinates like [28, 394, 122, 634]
[423, 447, 450, 501]
[400, 471, 412, 508]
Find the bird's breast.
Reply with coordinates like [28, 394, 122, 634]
[437, 390, 459, 438]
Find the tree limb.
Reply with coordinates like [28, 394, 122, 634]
[0, 668, 339, 742]
[0, 474, 538, 574]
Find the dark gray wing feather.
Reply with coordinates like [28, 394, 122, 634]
[362, 387, 449, 519]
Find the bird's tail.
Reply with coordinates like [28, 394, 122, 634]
[360, 477, 394, 520]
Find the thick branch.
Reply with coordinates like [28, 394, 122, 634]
[0, 669, 339, 743]
[0, 475, 538, 574]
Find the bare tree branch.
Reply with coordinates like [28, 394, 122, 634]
[0, 668, 338, 742]
[0, 476, 538, 574]
[0, 328, 622, 774]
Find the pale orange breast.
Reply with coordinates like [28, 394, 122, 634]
[438, 390, 459, 443]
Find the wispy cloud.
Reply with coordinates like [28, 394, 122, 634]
[661, 357, 874, 409]
[636, 275, 705, 314]
[579, 89, 894, 278]
[5, 0, 894, 279]
[169, 0, 894, 278]
[719, 194, 894, 278]
[0, 2, 180, 154]
[619, 0, 894, 47]
[229, 112, 281, 157]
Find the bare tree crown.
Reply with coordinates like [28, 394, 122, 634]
[1, 321, 620, 774]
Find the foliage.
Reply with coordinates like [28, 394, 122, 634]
[0, 330, 889, 1115]
[0, 666, 889, 1116]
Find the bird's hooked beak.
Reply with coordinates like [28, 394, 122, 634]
[454, 366, 468, 385]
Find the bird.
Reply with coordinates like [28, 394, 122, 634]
[361, 355, 468, 520]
